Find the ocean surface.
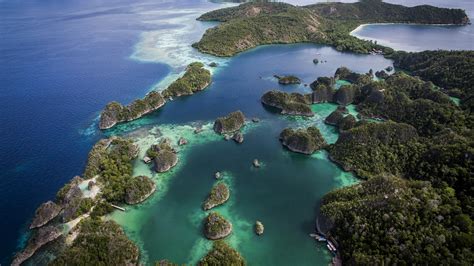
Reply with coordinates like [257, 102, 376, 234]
[0, 0, 472, 264]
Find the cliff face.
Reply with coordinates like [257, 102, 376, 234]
[99, 91, 165, 130]
[279, 126, 327, 154]
[29, 201, 62, 229]
[12, 226, 63, 266]
[213, 111, 246, 134]
[261, 90, 313, 116]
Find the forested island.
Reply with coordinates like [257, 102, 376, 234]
[99, 62, 211, 130]
[193, 0, 469, 56]
[14, 0, 473, 265]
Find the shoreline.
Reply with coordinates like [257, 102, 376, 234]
[350, 22, 465, 37]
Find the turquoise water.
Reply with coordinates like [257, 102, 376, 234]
[2, 0, 471, 264]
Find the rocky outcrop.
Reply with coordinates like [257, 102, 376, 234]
[335, 67, 371, 84]
[204, 212, 233, 240]
[178, 137, 188, 146]
[325, 110, 344, 125]
[333, 85, 356, 105]
[255, 221, 264, 235]
[162, 62, 211, 98]
[310, 76, 335, 91]
[12, 225, 63, 266]
[153, 149, 178, 173]
[261, 90, 313, 116]
[99, 91, 166, 130]
[29, 201, 62, 229]
[203, 183, 230, 210]
[232, 132, 244, 144]
[279, 126, 327, 154]
[213, 111, 246, 134]
[338, 114, 357, 132]
[125, 176, 157, 205]
[275, 75, 301, 85]
[253, 159, 261, 168]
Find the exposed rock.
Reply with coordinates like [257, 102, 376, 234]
[325, 110, 344, 126]
[143, 156, 152, 164]
[224, 134, 231, 141]
[215, 171, 222, 179]
[279, 127, 327, 155]
[162, 62, 211, 98]
[310, 76, 335, 91]
[311, 84, 335, 103]
[337, 105, 348, 114]
[261, 90, 313, 116]
[99, 91, 165, 130]
[178, 137, 188, 146]
[333, 85, 356, 105]
[203, 183, 230, 210]
[29, 201, 62, 229]
[385, 66, 394, 72]
[209, 62, 218, 67]
[194, 127, 204, 134]
[149, 139, 179, 173]
[313, 58, 319, 64]
[125, 175, 157, 205]
[213, 111, 246, 134]
[204, 212, 233, 240]
[255, 221, 264, 235]
[252, 117, 260, 123]
[12, 225, 63, 266]
[232, 132, 244, 144]
[253, 159, 261, 168]
[199, 240, 245, 266]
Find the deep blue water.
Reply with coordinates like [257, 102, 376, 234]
[1, 0, 473, 264]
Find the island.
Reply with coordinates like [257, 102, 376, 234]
[203, 182, 230, 210]
[261, 90, 313, 116]
[193, 0, 468, 56]
[213, 110, 246, 134]
[204, 212, 233, 240]
[99, 91, 165, 130]
[99, 61, 211, 130]
[279, 126, 326, 154]
[199, 240, 245, 266]
[162, 62, 211, 98]
[147, 138, 179, 173]
[275, 75, 301, 85]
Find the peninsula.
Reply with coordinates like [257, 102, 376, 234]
[193, 0, 468, 56]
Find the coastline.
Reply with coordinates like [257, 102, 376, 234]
[350, 22, 466, 38]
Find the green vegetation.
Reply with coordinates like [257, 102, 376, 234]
[261, 90, 313, 116]
[203, 182, 230, 210]
[99, 91, 165, 129]
[389, 50, 474, 111]
[90, 201, 114, 218]
[275, 75, 301, 85]
[213, 110, 246, 134]
[50, 218, 139, 265]
[148, 138, 178, 173]
[321, 176, 473, 264]
[280, 126, 326, 155]
[199, 240, 246, 266]
[194, 1, 468, 56]
[204, 212, 232, 240]
[162, 62, 211, 98]
[125, 175, 156, 205]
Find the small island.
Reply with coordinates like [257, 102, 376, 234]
[162, 62, 211, 98]
[275, 75, 301, 85]
[279, 126, 327, 154]
[261, 90, 313, 116]
[99, 91, 165, 130]
[125, 175, 156, 205]
[199, 240, 245, 266]
[255, 221, 264, 235]
[193, 1, 468, 57]
[203, 182, 230, 211]
[204, 212, 233, 240]
[213, 110, 246, 134]
[147, 138, 179, 173]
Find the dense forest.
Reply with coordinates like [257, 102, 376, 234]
[194, 1, 468, 56]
